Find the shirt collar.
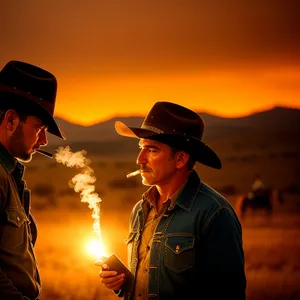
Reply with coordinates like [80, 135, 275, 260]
[0, 142, 25, 178]
[142, 179, 188, 207]
[142, 170, 202, 212]
[142, 186, 158, 207]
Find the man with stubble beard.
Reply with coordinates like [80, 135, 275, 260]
[0, 60, 65, 299]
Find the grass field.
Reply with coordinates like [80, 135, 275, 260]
[32, 203, 300, 300]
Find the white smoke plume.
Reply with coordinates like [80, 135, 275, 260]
[54, 146, 102, 237]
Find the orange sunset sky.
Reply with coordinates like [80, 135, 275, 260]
[1, 0, 299, 125]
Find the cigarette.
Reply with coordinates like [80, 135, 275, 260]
[36, 149, 53, 158]
[126, 170, 141, 178]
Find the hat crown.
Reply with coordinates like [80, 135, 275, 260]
[0, 60, 65, 139]
[0, 60, 57, 115]
[143, 102, 204, 139]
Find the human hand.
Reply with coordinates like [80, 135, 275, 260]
[95, 260, 126, 291]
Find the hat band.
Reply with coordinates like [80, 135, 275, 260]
[0, 85, 54, 115]
[142, 124, 164, 134]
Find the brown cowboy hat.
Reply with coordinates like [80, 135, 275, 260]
[115, 101, 222, 169]
[0, 60, 65, 139]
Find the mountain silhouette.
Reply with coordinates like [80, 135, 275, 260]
[44, 106, 300, 155]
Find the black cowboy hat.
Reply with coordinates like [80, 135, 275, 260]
[115, 101, 222, 169]
[0, 60, 65, 139]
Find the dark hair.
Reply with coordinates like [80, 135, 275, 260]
[170, 146, 196, 171]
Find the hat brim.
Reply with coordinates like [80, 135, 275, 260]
[41, 110, 66, 140]
[0, 89, 65, 139]
[115, 121, 221, 169]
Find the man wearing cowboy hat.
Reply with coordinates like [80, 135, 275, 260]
[0, 60, 65, 299]
[98, 102, 246, 299]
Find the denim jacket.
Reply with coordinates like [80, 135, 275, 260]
[123, 170, 246, 300]
[0, 144, 41, 300]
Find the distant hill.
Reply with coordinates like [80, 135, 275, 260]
[201, 106, 300, 139]
[47, 116, 144, 145]
[44, 106, 300, 155]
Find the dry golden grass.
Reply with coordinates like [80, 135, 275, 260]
[33, 207, 300, 300]
[33, 209, 128, 300]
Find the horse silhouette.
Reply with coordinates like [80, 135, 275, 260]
[236, 188, 284, 218]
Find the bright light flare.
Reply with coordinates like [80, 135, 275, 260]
[85, 238, 107, 259]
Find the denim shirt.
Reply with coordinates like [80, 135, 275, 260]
[124, 170, 246, 300]
[0, 143, 41, 300]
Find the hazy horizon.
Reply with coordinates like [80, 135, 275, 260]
[54, 104, 298, 126]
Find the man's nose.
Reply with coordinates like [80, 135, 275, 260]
[137, 149, 147, 165]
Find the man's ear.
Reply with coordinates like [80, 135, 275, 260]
[175, 151, 189, 169]
[5, 110, 20, 131]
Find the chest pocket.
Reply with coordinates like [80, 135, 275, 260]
[164, 235, 195, 273]
[1, 208, 28, 249]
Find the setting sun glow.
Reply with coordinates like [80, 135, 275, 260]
[56, 67, 300, 126]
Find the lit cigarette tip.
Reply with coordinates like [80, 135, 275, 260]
[36, 149, 53, 158]
[126, 170, 141, 178]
